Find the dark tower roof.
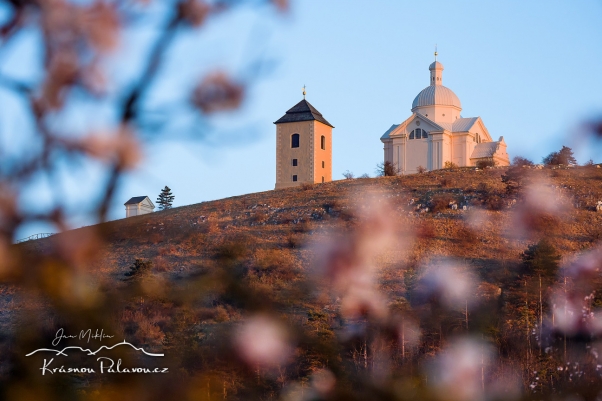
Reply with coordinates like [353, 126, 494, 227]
[274, 99, 334, 128]
[124, 196, 149, 205]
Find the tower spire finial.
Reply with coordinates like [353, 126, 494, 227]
[434, 44, 438, 61]
[302, 85, 306, 99]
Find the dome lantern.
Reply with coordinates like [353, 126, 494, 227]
[429, 61, 444, 86]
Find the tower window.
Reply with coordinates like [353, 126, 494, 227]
[322, 176, 324, 183]
[409, 130, 415, 139]
[322, 161, 325, 168]
[291, 133, 300, 148]
[292, 159, 298, 166]
[321, 135, 325, 150]
[292, 175, 298, 182]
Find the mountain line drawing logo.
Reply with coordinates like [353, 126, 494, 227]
[26, 340, 164, 357]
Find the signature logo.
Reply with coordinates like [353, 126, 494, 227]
[26, 328, 168, 375]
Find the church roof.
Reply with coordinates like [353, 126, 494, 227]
[274, 99, 334, 128]
[380, 124, 400, 139]
[412, 85, 461, 110]
[452, 117, 479, 132]
[471, 142, 499, 159]
[124, 196, 154, 207]
[436, 117, 480, 132]
[429, 61, 444, 70]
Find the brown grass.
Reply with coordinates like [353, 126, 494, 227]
[20, 167, 602, 329]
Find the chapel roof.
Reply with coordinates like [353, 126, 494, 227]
[274, 99, 334, 128]
[124, 196, 151, 205]
[436, 117, 480, 132]
[380, 124, 400, 139]
[470, 142, 499, 159]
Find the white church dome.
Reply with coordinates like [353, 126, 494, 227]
[412, 85, 462, 109]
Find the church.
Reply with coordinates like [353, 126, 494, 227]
[272, 54, 510, 189]
[380, 54, 510, 173]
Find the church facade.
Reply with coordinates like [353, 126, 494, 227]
[381, 57, 509, 174]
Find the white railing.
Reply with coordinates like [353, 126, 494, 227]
[16, 233, 55, 243]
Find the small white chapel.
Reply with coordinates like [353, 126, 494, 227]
[380, 52, 510, 174]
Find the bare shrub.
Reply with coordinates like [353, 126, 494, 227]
[301, 182, 313, 190]
[440, 177, 452, 188]
[443, 161, 459, 169]
[214, 305, 230, 322]
[483, 194, 505, 211]
[250, 210, 268, 224]
[376, 161, 397, 176]
[342, 170, 355, 179]
[501, 166, 527, 194]
[512, 156, 534, 167]
[430, 194, 456, 213]
[124, 259, 153, 279]
[286, 233, 303, 249]
[416, 165, 426, 174]
[476, 159, 495, 169]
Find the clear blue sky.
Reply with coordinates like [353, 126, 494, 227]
[5, 0, 602, 239]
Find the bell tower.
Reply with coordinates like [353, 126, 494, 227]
[274, 90, 334, 189]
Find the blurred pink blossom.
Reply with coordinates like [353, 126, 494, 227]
[465, 208, 489, 232]
[191, 72, 244, 113]
[313, 193, 398, 319]
[429, 337, 492, 401]
[311, 368, 336, 396]
[508, 179, 568, 240]
[178, 0, 211, 27]
[76, 126, 141, 169]
[563, 245, 602, 285]
[234, 314, 292, 369]
[418, 258, 477, 310]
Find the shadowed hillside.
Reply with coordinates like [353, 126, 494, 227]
[7, 165, 602, 400]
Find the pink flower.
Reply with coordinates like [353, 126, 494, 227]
[234, 314, 292, 369]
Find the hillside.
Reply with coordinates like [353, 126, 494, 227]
[89, 166, 601, 277]
[6, 165, 602, 400]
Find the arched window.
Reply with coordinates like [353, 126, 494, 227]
[409, 129, 428, 139]
[291, 133, 299, 148]
[321, 135, 325, 150]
